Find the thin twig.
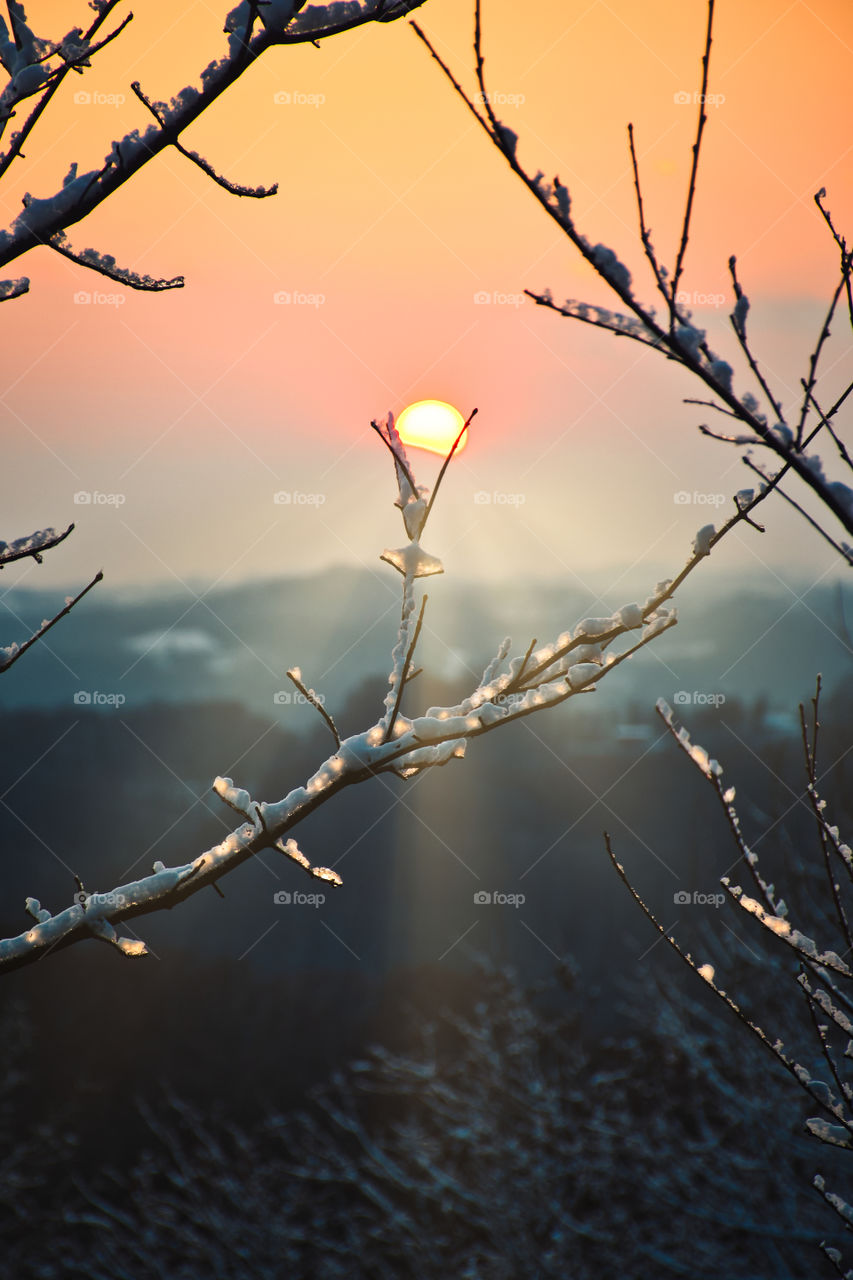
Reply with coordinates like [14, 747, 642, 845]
[286, 668, 341, 746]
[670, 0, 715, 319]
[421, 407, 477, 531]
[0, 570, 103, 675]
[382, 593, 428, 744]
[0, 5, 132, 181]
[743, 458, 853, 567]
[627, 121, 670, 309]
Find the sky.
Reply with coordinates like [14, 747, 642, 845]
[2, 0, 852, 605]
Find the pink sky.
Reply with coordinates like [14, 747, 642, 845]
[3, 0, 852, 595]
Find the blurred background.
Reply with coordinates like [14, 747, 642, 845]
[1, 1, 852, 1275]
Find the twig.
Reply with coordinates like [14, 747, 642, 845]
[0, 5, 132, 181]
[0, 522, 74, 567]
[670, 0, 715, 319]
[49, 232, 183, 291]
[627, 121, 671, 309]
[421, 407, 477, 531]
[130, 81, 277, 199]
[0, 570, 104, 674]
[382, 593, 427, 744]
[286, 667, 341, 747]
[742, 458, 853, 567]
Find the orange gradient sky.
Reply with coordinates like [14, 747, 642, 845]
[2, 0, 852, 596]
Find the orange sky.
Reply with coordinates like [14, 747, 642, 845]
[3, 0, 852, 591]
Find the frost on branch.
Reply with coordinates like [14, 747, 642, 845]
[1, 413, 754, 974]
[49, 232, 184, 292]
[0, 2, 49, 109]
[0, 275, 27, 300]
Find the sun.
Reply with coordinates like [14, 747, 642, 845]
[396, 400, 468, 456]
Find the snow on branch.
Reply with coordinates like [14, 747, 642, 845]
[49, 231, 184, 292]
[0, 274, 27, 300]
[611, 677, 853, 1268]
[0, 0, 428, 288]
[0, 524, 102, 674]
[0, 3, 132, 180]
[413, 1, 853, 547]
[0, 522, 74, 567]
[0, 406, 777, 975]
[0, 569, 103, 675]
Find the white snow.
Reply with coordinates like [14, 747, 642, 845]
[589, 243, 632, 294]
[692, 524, 715, 557]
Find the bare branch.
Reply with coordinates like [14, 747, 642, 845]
[0, 569, 103, 675]
[670, 0, 715, 316]
[286, 666, 341, 747]
[420, 406, 477, 532]
[743, 457, 853, 567]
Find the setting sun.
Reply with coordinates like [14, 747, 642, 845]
[397, 400, 468, 456]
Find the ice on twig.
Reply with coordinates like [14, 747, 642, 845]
[380, 542, 443, 578]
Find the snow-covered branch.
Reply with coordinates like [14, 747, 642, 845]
[412, 0, 853, 548]
[609, 679, 853, 1269]
[0, 524, 103, 674]
[0, 410, 776, 975]
[0, 0, 429, 293]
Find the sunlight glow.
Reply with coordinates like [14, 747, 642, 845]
[397, 400, 467, 456]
